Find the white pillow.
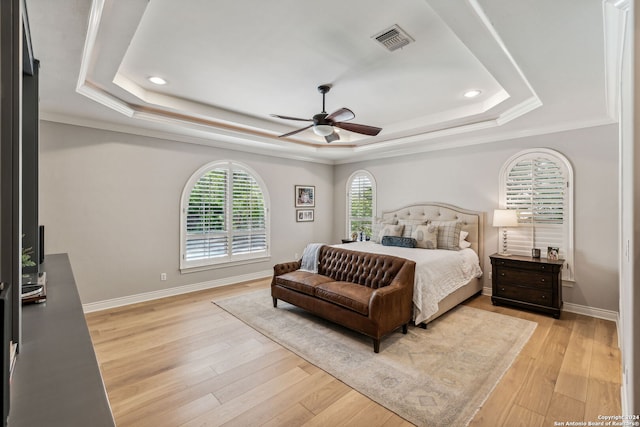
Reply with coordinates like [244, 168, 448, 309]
[459, 230, 471, 248]
[412, 224, 438, 249]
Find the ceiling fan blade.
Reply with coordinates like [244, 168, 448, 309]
[326, 108, 354, 123]
[325, 132, 340, 143]
[278, 124, 313, 138]
[270, 114, 313, 122]
[334, 122, 382, 136]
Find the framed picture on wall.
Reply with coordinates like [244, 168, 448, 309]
[296, 209, 314, 222]
[295, 185, 315, 207]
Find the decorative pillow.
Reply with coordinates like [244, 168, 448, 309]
[381, 236, 416, 248]
[371, 217, 398, 243]
[412, 224, 438, 249]
[432, 220, 463, 250]
[377, 224, 404, 242]
[398, 219, 428, 238]
[459, 230, 472, 249]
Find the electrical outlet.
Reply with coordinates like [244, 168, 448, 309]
[488, 271, 492, 279]
[160, 273, 167, 281]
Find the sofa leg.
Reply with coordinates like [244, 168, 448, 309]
[402, 323, 408, 334]
[373, 339, 380, 353]
[272, 297, 277, 308]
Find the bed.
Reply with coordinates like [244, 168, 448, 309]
[334, 202, 485, 325]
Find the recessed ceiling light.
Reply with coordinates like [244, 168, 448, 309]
[148, 76, 167, 85]
[463, 89, 481, 98]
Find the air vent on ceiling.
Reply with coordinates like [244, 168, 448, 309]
[373, 25, 414, 52]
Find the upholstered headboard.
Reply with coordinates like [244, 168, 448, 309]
[380, 202, 485, 267]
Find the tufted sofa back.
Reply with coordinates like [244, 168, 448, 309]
[317, 246, 408, 289]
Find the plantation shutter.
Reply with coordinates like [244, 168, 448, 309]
[501, 152, 573, 280]
[231, 169, 266, 255]
[348, 172, 374, 237]
[183, 161, 268, 268]
[185, 168, 228, 261]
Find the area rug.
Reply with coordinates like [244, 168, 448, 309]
[214, 289, 536, 427]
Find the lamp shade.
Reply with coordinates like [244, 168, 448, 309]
[492, 209, 518, 227]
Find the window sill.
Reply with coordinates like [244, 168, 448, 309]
[180, 255, 271, 274]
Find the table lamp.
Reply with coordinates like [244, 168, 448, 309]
[493, 209, 518, 256]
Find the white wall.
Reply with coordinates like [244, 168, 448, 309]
[38, 121, 334, 304]
[334, 124, 619, 312]
[619, 0, 639, 414]
[38, 120, 620, 314]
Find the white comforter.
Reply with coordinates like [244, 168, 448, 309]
[333, 242, 483, 324]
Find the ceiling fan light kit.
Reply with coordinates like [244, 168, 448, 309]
[272, 85, 382, 143]
[313, 124, 334, 137]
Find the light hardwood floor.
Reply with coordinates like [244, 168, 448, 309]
[85, 279, 621, 426]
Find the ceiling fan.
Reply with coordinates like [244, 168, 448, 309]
[271, 85, 382, 143]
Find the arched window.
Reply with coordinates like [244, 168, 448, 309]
[346, 170, 376, 239]
[180, 160, 269, 270]
[499, 148, 574, 281]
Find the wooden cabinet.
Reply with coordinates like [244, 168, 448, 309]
[490, 253, 564, 318]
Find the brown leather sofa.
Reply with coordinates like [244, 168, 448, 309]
[271, 245, 416, 353]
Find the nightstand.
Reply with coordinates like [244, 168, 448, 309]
[490, 253, 564, 318]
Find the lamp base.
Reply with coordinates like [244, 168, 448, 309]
[497, 252, 512, 256]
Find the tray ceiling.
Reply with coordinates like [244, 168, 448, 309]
[26, 0, 620, 163]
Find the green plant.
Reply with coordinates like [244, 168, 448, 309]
[22, 250, 36, 268]
[22, 234, 36, 268]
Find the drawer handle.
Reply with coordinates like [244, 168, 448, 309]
[500, 287, 505, 291]
[541, 295, 546, 299]
[540, 278, 545, 282]
[541, 266, 545, 270]
[499, 261, 505, 265]
[500, 273, 505, 277]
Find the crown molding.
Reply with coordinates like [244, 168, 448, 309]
[333, 116, 617, 164]
[40, 108, 616, 166]
[38, 112, 338, 165]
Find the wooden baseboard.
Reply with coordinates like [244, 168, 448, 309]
[82, 270, 272, 313]
[482, 286, 618, 322]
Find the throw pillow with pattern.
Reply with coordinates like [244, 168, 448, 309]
[412, 223, 438, 249]
[432, 220, 463, 250]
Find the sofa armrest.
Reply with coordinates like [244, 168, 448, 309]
[273, 260, 302, 277]
[369, 261, 415, 328]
